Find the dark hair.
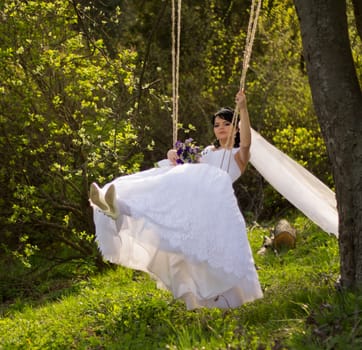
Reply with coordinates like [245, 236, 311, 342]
[212, 107, 240, 148]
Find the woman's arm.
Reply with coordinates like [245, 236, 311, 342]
[167, 149, 178, 165]
[234, 89, 251, 174]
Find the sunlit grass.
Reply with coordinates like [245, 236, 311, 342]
[2, 215, 361, 349]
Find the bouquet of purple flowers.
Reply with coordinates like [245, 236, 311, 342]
[175, 138, 202, 164]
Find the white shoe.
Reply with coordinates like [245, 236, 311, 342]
[89, 183, 109, 212]
[104, 184, 118, 219]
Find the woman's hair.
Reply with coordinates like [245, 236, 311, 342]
[212, 107, 240, 148]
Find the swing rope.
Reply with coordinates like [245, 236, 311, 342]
[171, 0, 262, 162]
[171, 0, 182, 146]
[220, 0, 262, 172]
[239, 0, 262, 91]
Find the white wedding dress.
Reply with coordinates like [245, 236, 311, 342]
[91, 146, 263, 310]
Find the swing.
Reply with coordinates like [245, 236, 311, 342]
[170, 0, 338, 236]
[91, 1, 265, 311]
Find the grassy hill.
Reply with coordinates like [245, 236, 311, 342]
[1, 215, 361, 349]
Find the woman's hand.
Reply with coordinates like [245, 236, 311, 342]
[235, 89, 247, 112]
[167, 149, 178, 165]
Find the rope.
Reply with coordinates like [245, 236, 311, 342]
[171, 0, 182, 146]
[239, 0, 262, 91]
[220, 0, 262, 172]
[170, 0, 261, 160]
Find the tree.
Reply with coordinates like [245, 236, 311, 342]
[293, 0, 362, 288]
[0, 0, 145, 290]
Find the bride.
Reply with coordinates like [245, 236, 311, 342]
[89, 90, 263, 310]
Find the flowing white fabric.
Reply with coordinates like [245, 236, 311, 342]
[250, 128, 339, 236]
[92, 152, 263, 310]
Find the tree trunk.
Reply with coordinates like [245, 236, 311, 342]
[273, 219, 296, 250]
[293, 0, 362, 288]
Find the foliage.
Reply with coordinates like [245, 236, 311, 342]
[347, 0, 362, 85]
[273, 126, 332, 186]
[1, 0, 360, 297]
[0, 0, 148, 288]
[0, 215, 351, 349]
[0, 2, 362, 348]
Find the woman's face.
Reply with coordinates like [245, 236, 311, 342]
[213, 116, 233, 145]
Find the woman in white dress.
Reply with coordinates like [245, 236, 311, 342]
[89, 90, 263, 310]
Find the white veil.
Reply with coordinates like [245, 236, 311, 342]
[249, 128, 339, 237]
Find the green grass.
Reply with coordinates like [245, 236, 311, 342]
[1, 215, 362, 349]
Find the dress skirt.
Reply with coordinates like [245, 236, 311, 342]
[92, 163, 263, 309]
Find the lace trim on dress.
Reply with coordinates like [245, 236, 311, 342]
[120, 164, 254, 278]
